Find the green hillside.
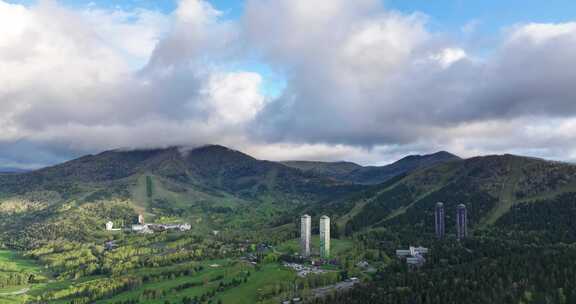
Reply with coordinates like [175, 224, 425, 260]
[280, 161, 363, 180]
[332, 154, 576, 240]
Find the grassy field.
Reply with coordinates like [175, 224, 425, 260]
[0, 250, 88, 304]
[0, 250, 39, 273]
[96, 259, 234, 304]
[90, 260, 295, 304]
[0, 250, 44, 304]
[217, 263, 295, 304]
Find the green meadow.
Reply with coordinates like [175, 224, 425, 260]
[0, 250, 44, 304]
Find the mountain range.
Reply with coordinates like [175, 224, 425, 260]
[0, 145, 365, 248]
[0, 145, 455, 203]
[2, 144, 576, 248]
[0, 145, 364, 202]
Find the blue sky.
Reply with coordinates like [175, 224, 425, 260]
[387, 0, 576, 33]
[9, 0, 576, 31]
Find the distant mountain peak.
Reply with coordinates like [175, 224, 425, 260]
[282, 151, 461, 184]
[107, 145, 248, 160]
[398, 151, 460, 161]
[183, 144, 256, 161]
[192, 144, 237, 152]
[432, 150, 460, 157]
[282, 160, 362, 167]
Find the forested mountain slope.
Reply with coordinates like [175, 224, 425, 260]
[280, 161, 363, 181]
[283, 151, 461, 184]
[332, 154, 576, 240]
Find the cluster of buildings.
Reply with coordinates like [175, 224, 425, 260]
[105, 214, 191, 234]
[283, 262, 327, 277]
[435, 202, 468, 240]
[131, 223, 191, 233]
[394, 202, 469, 268]
[300, 215, 331, 259]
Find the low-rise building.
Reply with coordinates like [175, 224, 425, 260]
[131, 223, 191, 233]
[411, 246, 428, 255]
[396, 249, 412, 258]
[397, 246, 429, 268]
[283, 262, 327, 277]
[178, 223, 192, 231]
[406, 255, 426, 266]
[397, 246, 428, 258]
[132, 224, 153, 234]
[105, 221, 121, 231]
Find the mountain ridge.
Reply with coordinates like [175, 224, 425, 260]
[0, 145, 363, 199]
[283, 150, 461, 184]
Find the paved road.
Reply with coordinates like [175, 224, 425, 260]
[311, 281, 359, 298]
[0, 287, 29, 296]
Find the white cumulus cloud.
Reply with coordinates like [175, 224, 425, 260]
[2, 0, 576, 167]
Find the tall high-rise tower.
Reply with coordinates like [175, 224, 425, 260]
[435, 202, 445, 239]
[300, 215, 311, 257]
[456, 204, 467, 240]
[319, 215, 331, 259]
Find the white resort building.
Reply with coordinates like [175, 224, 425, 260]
[106, 218, 191, 234]
[300, 215, 311, 257]
[105, 221, 121, 231]
[319, 215, 331, 259]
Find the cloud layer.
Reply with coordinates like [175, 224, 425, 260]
[2, 0, 576, 167]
